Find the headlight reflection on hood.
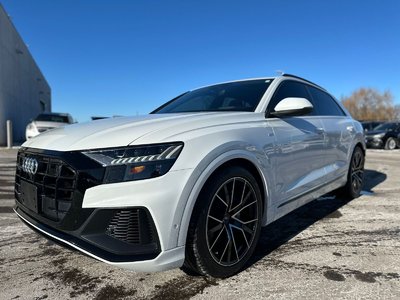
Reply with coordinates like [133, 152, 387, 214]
[372, 133, 385, 139]
[82, 143, 183, 183]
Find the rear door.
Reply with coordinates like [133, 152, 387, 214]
[306, 86, 354, 182]
[266, 80, 326, 212]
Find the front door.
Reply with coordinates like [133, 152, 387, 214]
[265, 80, 326, 216]
[268, 117, 326, 209]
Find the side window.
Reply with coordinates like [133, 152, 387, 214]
[267, 80, 315, 115]
[307, 86, 345, 116]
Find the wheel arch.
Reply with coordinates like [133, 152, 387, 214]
[354, 141, 365, 155]
[176, 151, 269, 248]
[213, 158, 266, 214]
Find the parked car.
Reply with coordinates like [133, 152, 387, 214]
[25, 112, 74, 140]
[365, 122, 400, 150]
[14, 74, 365, 278]
[361, 121, 384, 132]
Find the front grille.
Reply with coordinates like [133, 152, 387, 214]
[105, 209, 156, 245]
[15, 152, 77, 222]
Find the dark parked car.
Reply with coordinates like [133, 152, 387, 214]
[365, 122, 400, 150]
[361, 121, 384, 132]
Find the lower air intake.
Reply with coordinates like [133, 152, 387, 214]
[105, 209, 156, 245]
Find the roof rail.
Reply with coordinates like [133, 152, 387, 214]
[282, 73, 326, 91]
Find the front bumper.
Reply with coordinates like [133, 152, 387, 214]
[14, 204, 161, 262]
[365, 137, 383, 149]
[14, 147, 191, 271]
[14, 207, 185, 272]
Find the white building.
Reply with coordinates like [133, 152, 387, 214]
[0, 3, 51, 145]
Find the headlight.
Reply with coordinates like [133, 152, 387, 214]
[373, 133, 385, 139]
[82, 142, 183, 183]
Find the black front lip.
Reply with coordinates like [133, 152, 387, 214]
[15, 204, 161, 263]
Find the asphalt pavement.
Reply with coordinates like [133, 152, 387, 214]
[0, 148, 399, 299]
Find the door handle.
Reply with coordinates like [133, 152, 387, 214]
[315, 128, 325, 135]
[346, 126, 355, 133]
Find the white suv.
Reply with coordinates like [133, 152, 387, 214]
[25, 112, 74, 140]
[14, 74, 365, 278]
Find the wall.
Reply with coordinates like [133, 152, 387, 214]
[0, 4, 51, 145]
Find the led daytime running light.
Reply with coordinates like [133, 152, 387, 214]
[110, 145, 183, 165]
[82, 143, 183, 167]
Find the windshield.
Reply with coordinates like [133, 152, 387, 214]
[373, 123, 397, 131]
[152, 79, 273, 113]
[35, 114, 70, 123]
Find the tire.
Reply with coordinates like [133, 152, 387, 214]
[384, 138, 397, 150]
[183, 166, 263, 278]
[337, 146, 365, 199]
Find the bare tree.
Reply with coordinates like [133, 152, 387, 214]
[395, 105, 400, 119]
[341, 88, 397, 121]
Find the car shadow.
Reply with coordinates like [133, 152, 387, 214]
[362, 168, 387, 192]
[246, 168, 387, 269]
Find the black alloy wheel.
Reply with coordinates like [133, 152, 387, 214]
[183, 166, 262, 278]
[350, 147, 364, 196]
[206, 177, 259, 266]
[337, 146, 365, 199]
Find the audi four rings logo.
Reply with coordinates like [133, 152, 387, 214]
[22, 157, 39, 175]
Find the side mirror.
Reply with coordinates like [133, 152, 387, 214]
[270, 97, 313, 117]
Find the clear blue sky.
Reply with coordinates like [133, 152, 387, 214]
[2, 0, 400, 122]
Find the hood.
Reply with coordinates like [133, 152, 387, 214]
[33, 121, 69, 128]
[22, 112, 260, 151]
[365, 130, 386, 137]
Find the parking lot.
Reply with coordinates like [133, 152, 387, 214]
[0, 148, 399, 300]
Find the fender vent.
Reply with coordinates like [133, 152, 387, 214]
[105, 209, 156, 245]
